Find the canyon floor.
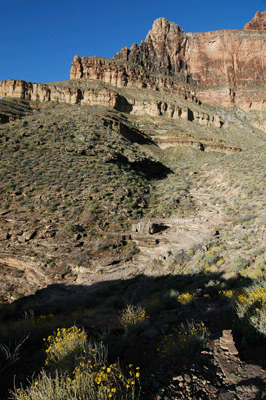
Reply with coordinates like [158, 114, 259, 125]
[1, 93, 266, 399]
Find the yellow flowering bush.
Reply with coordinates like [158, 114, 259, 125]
[235, 287, 266, 338]
[12, 329, 140, 400]
[119, 305, 149, 333]
[158, 320, 208, 357]
[177, 292, 194, 305]
[219, 288, 244, 301]
[240, 268, 266, 282]
[204, 250, 219, 266]
[144, 297, 165, 315]
[237, 287, 266, 308]
[220, 286, 266, 340]
[12, 363, 140, 400]
[44, 326, 87, 373]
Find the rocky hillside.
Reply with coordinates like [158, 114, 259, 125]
[1, 12, 266, 400]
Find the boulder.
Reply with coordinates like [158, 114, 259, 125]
[132, 220, 162, 234]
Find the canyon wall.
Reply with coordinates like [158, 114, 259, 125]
[0, 79, 120, 108]
[70, 13, 266, 109]
[0, 79, 221, 127]
[1, 12, 266, 112]
[69, 55, 200, 104]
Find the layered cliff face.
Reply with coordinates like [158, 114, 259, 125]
[0, 78, 222, 128]
[0, 79, 121, 108]
[69, 55, 199, 103]
[2, 12, 266, 111]
[70, 13, 266, 109]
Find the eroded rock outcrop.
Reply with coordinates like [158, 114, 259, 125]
[70, 55, 200, 104]
[114, 17, 187, 74]
[0, 79, 222, 128]
[0, 79, 122, 108]
[244, 11, 266, 31]
[128, 100, 222, 127]
[70, 14, 266, 109]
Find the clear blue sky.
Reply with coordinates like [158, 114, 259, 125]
[1, 0, 266, 83]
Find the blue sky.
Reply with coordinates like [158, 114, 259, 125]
[1, 0, 266, 83]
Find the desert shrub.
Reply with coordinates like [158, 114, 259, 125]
[218, 288, 244, 304]
[0, 313, 60, 346]
[158, 320, 208, 357]
[247, 308, 266, 339]
[4, 180, 16, 190]
[219, 286, 266, 341]
[44, 326, 87, 373]
[119, 305, 149, 333]
[143, 295, 165, 315]
[177, 292, 194, 305]
[12, 329, 140, 400]
[161, 289, 180, 310]
[204, 279, 226, 298]
[65, 223, 84, 233]
[0, 334, 29, 373]
[144, 288, 186, 314]
[204, 250, 219, 266]
[235, 287, 266, 340]
[240, 268, 266, 282]
[12, 360, 140, 400]
[100, 330, 130, 362]
[104, 295, 125, 309]
[230, 256, 250, 272]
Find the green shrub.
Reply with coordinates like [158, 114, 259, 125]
[235, 287, 266, 340]
[119, 305, 149, 334]
[158, 320, 209, 357]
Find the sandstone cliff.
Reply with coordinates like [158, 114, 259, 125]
[0, 79, 222, 128]
[114, 15, 266, 108]
[244, 11, 266, 31]
[70, 13, 266, 109]
[1, 12, 266, 112]
[0, 79, 120, 108]
[69, 55, 199, 103]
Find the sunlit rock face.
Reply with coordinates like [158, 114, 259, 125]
[70, 14, 266, 109]
[2, 13, 266, 110]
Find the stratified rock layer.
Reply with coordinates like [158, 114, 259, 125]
[69, 55, 199, 103]
[0, 79, 120, 108]
[0, 78, 222, 128]
[70, 14, 266, 109]
[1, 12, 266, 111]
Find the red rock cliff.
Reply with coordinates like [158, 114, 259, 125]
[70, 13, 266, 109]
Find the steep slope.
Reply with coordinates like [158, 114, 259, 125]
[1, 93, 266, 302]
[1, 12, 266, 400]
